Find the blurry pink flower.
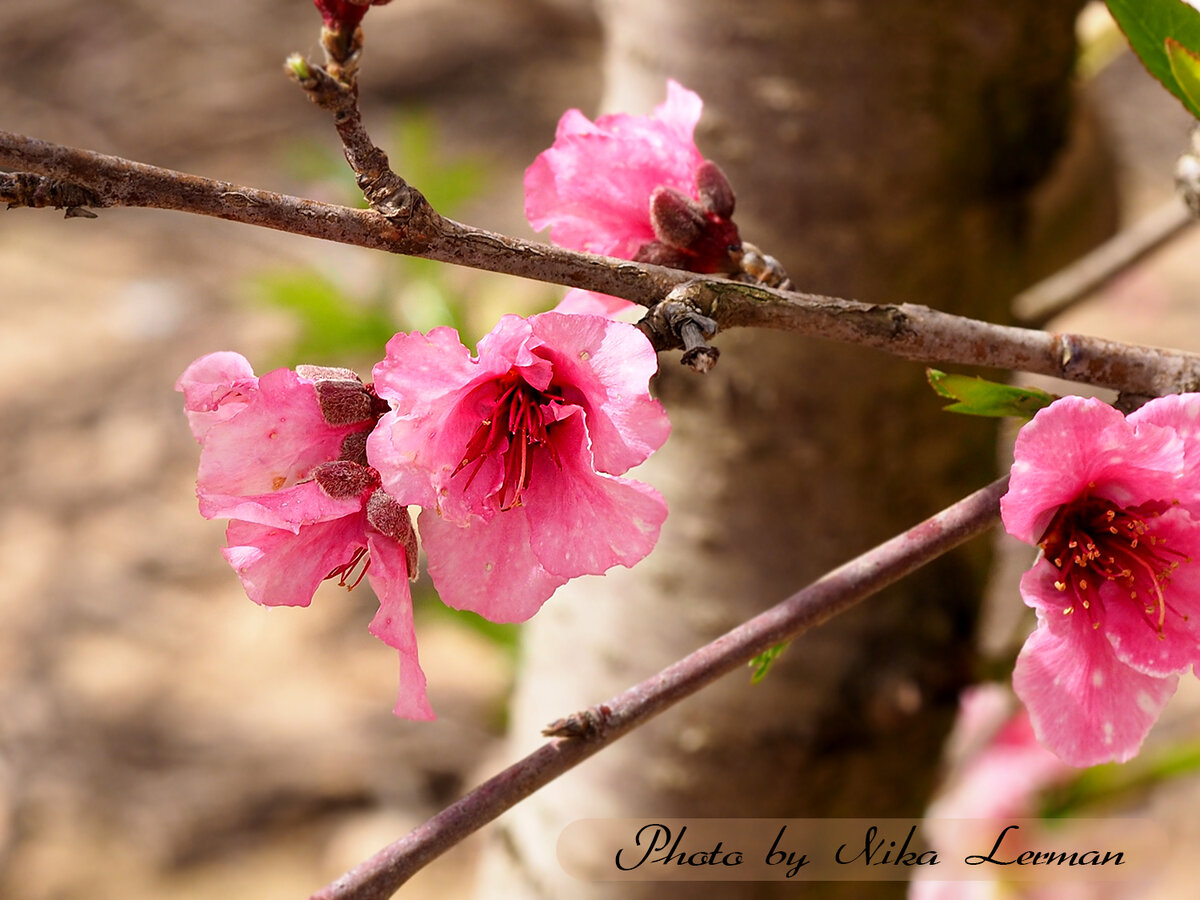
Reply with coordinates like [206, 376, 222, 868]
[911, 685, 1076, 900]
[525, 81, 743, 316]
[178, 353, 432, 720]
[1001, 394, 1200, 766]
[313, 0, 393, 29]
[367, 312, 670, 622]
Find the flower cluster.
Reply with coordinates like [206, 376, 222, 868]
[180, 314, 668, 718]
[1001, 394, 1200, 766]
[525, 80, 745, 317]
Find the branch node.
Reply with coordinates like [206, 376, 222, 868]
[542, 704, 612, 740]
[636, 284, 721, 372]
[2, 172, 105, 217]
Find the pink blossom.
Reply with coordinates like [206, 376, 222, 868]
[1000, 394, 1200, 766]
[367, 312, 670, 622]
[911, 685, 1076, 900]
[178, 353, 432, 720]
[525, 81, 744, 316]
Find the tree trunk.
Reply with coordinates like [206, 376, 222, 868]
[476, 1, 1097, 897]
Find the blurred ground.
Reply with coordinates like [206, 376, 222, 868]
[2, 2, 1200, 900]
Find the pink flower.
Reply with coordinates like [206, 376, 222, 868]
[367, 312, 670, 622]
[911, 685, 1076, 900]
[525, 81, 743, 316]
[1000, 394, 1200, 766]
[178, 353, 432, 720]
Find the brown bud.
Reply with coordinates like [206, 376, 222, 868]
[366, 489, 419, 578]
[696, 160, 735, 219]
[648, 186, 706, 249]
[311, 460, 379, 499]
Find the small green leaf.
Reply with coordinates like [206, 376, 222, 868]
[1167, 37, 1200, 111]
[1106, 0, 1200, 118]
[749, 642, 789, 684]
[926, 369, 1056, 419]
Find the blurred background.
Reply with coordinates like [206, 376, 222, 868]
[2, 1, 1200, 898]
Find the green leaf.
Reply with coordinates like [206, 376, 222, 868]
[926, 370, 1056, 419]
[749, 642, 789, 684]
[1106, 0, 1200, 118]
[1167, 37, 1200, 111]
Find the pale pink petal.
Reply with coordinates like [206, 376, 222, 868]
[420, 507, 568, 623]
[196, 367, 357, 508]
[367, 407, 473, 511]
[222, 514, 366, 608]
[554, 288, 636, 318]
[529, 312, 670, 474]
[176, 351, 258, 440]
[1013, 620, 1178, 767]
[655, 80, 705, 144]
[1101, 506, 1200, 676]
[366, 532, 434, 720]
[200, 478, 365, 531]
[522, 413, 667, 576]
[1002, 396, 1183, 543]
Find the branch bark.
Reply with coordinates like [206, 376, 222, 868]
[310, 476, 1008, 900]
[3, 130, 1200, 396]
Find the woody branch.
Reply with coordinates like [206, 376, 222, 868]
[3, 130, 1199, 397]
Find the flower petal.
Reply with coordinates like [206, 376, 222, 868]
[196, 367, 358, 511]
[1002, 396, 1183, 543]
[176, 351, 258, 440]
[222, 514, 366, 608]
[523, 413, 667, 576]
[419, 506, 568, 623]
[1129, 392, 1200, 507]
[554, 289, 635, 318]
[529, 312, 670, 475]
[1101, 506, 1200, 676]
[1013, 621, 1178, 767]
[366, 532, 434, 720]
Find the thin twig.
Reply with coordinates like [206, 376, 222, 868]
[3, 131, 1200, 396]
[309, 475, 1008, 900]
[1012, 199, 1195, 327]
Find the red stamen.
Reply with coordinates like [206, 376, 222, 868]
[325, 545, 370, 589]
[453, 370, 565, 510]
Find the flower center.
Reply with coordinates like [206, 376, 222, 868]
[1039, 493, 1189, 635]
[454, 371, 564, 511]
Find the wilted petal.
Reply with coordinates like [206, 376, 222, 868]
[222, 514, 367, 608]
[366, 532, 434, 721]
[177, 351, 258, 440]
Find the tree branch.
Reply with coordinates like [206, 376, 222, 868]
[4, 130, 1200, 396]
[308, 475, 1008, 900]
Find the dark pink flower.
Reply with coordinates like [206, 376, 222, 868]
[1000, 394, 1200, 765]
[178, 353, 431, 720]
[367, 312, 670, 622]
[525, 81, 743, 316]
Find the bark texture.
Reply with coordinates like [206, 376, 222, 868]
[476, 2, 1098, 897]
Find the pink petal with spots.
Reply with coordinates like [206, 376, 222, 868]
[1129, 392, 1200, 506]
[1002, 396, 1183, 543]
[1013, 620, 1178, 767]
[366, 531, 434, 720]
[222, 513, 366, 608]
[419, 506, 568, 623]
[200, 478, 365, 532]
